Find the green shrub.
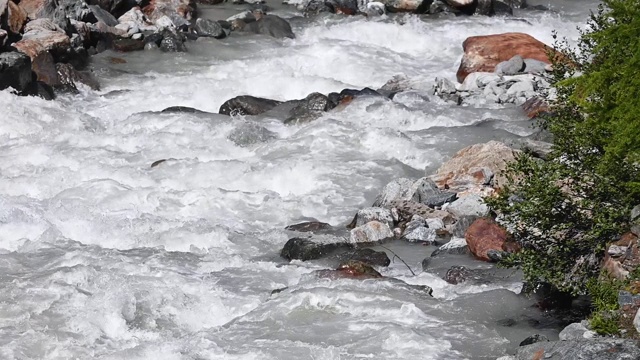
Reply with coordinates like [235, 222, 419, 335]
[490, 0, 640, 295]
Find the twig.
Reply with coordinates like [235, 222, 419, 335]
[379, 245, 416, 276]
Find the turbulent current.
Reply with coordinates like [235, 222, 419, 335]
[0, 1, 600, 359]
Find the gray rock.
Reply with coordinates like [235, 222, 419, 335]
[411, 177, 439, 202]
[338, 248, 390, 267]
[559, 321, 596, 340]
[519, 334, 549, 346]
[632, 205, 640, 235]
[506, 79, 535, 97]
[227, 121, 277, 146]
[237, 15, 295, 39]
[492, 0, 514, 15]
[431, 237, 470, 257]
[373, 178, 414, 207]
[194, 18, 226, 39]
[631, 205, 640, 221]
[433, 77, 461, 104]
[515, 339, 640, 360]
[353, 207, 394, 229]
[0, 52, 33, 93]
[634, 308, 640, 334]
[88, 5, 118, 27]
[350, 221, 394, 243]
[281, 235, 350, 261]
[425, 218, 445, 232]
[403, 216, 436, 243]
[159, 29, 186, 52]
[495, 55, 525, 75]
[523, 58, 548, 74]
[475, 0, 493, 15]
[284, 92, 329, 124]
[446, 195, 489, 218]
[219, 95, 282, 116]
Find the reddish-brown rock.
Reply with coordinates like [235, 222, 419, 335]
[522, 96, 550, 119]
[8, 0, 27, 34]
[431, 141, 520, 191]
[143, 0, 196, 22]
[465, 218, 518, 261]
[602, 232, 640, 280]
[31, 51, 59, 85]
[456, 32, 557, 83]
[13, 19, 70, 60]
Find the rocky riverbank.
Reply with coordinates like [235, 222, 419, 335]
[4, 0, 638, 359]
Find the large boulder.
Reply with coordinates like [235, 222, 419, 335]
[280, 235, 351, 261]
[13, 18, 71, 60]
[219, 95, 282, 116]
[465, 217, 519, 261]
[0, 51, 33, 93]
[456, 32, 557, 83]
[514, 339, 640, 360]
[193, 18, 226, 39]
[7, 0, 28, 35]
[283, 92, 330, 124]
[431, 140, 520, 192]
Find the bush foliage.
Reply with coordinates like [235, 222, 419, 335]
[490, 0, 640, 295]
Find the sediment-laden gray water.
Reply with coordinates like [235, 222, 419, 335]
[0, 1, 600, 359]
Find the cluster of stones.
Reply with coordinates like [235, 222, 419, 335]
[0, 0, 295, 98]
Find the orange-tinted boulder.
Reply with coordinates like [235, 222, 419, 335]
[465, 218, 518, 261]
[8, 1, 28, 34]
[456, 32, 557, 83]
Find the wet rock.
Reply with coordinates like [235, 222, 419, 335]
[446, 195, 489, 218]
[431, 140, 520, 191]
[339, 248, 391, 267]
[159, 28, 186, 52]
[284, 92, 330, 124]
[456, 32, 557, 83]
[7, 0, 28, 35]
[22, 80, 55, 99]
[285, 221, 332, 232]
[56, 63, 101, 91]
[30, 51, 58, 87]
[433, 77, 461, 104]
[377, 74, 412, 97]
[491, 0, 513, 15]
[464, 218, 519, 262]
[234, 14, 295, 39]
[515, 339, 640, 360]
[0, 51, 33, 93]
[112, 37, 145, 51]
[431, 237, 470, 257]
[160, 106, 208, 114]
[219, 95, 282, 116]
[280, 236, 351, 261]
[443, 265, 492, 285]
[227, 121, 277, 146]
[559, 321, 597, 340]
[13, 18, 71, 60]
[350, 207, 394, 229]
[412, 177, 457, 207]
[519, 334, 549, 346]
[194, 17, 226, 39]
[349, 221, 394, 243]
[372, 178, 414, 207]
[336, 260, 382, 278]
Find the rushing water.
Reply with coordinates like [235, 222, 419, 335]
[0, 1, 600, 359]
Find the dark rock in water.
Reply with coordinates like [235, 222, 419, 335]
[235, 14, 295, 39]
[56, 63, 101, 91]
[340, 87, 384, 98]
[284, 92, 330, 125]
[270, 286, 288, 295]
[339, 248, 391, 267]
[519, 334, 549, 346]
[421, 257, 431, 270]
[87, 5, 119, 26]
[228, 121, 277, 146]
[112, 38, 145, 52]
[303, 0, 333, 17]
[22, 80, 56, 100]
[280, 237, 351, 261]
[219, 95, 282, 116]
[144, 32, 164, 47]
[150, 159, 168, 168]
[444, 265, 472, 284]
[160, 29, 187, 52]
[285, 221, 332, 232]
[0, 52, 34, 93]
[336, 260, 382, 278]
[497, 318, 517, 327]
[514, 339, 640, 360]
[161, 106, 210, 114]
[475, 0, 493, 15]
[194, 18, 227, 39]
[492, 0, 513, 15]
[31, 52, 59, 87]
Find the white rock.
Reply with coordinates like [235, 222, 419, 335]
[354, 207, 394, 228]
[155, 15, 175, 30]
[634, 308, 640, 334]
[445, 195, 489, 218]
[350, 221, 394, 243]
[426, 218, 445, 231]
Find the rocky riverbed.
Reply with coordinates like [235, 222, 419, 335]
[4, 0, 637, 359]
